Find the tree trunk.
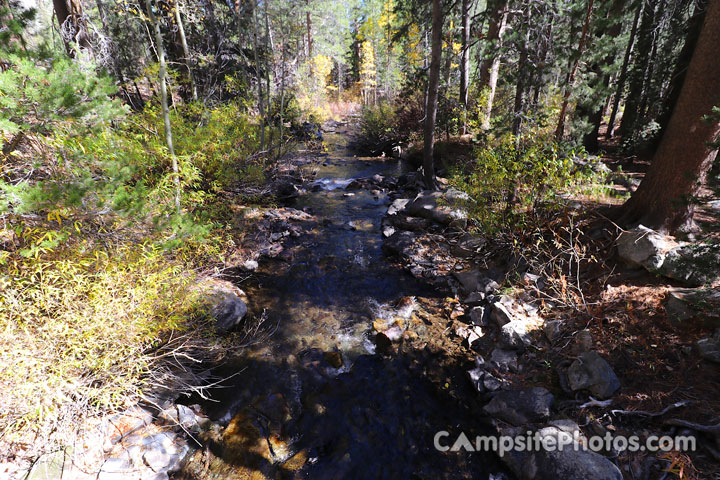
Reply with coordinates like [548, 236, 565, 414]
[306, 0, 313, 60]
[251, 0, 266, 150]
[616, 0, 720, 233]
[174, 0, 197, 101]
[459, 0, 470, 134]
[144, 0, 181, 214]
[650, 0, 708, 153]
[607, 0, 642, 138]
[512, 24, 530, 137]
[423, 0, 443, 190]
[618, 0, 657, 139]
[479, 0, 508, 130]
[53, 0, 90, 56]
[555, 0, 595, 140]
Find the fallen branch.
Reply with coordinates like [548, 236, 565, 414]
[610, 400, 690, 418]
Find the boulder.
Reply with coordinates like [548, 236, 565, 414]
[382, 231, 417, 258]
[390, 213, 432, 231]
[210, 290, 248, 333]
[499, 423, 623, 480]
[659, 242, 720, 287]
[405, 189, 469, 228]
[567, 352, 620, 399]
[616, 225, 678, 270]
[665, 288, 720, 328]
[500, 320, 534, 350]
[696, 329, 720, 363]
[483, 387, 555, 426]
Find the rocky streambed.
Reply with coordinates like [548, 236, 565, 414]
[37, 121, 720, 480]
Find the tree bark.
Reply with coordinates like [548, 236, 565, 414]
[423, 0, 443, 190]
[53, 0, 90, 56]
[479, 0, 508, 130]
[618, 0, 658, 138]
[144, 0, 181, 214]
[650, 0, 708, 153]
[174, 0, 197, 101]
[459, 0, 470, 134]
[616, 0, 720, 233]
[555, 0, 595, 140]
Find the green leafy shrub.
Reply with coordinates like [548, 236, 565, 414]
[450, 131, 593, 233]
[357, 102, 398, 155]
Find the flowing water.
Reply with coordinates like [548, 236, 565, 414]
[180, 125, 502, 479]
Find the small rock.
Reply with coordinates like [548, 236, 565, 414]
[490, 348, 519, 373]
[567, 351, 620, 399]
[375, 332, 392, 355]
[158, 404, 207, 432]
[483, 387, 555, 426]
[469, 306, 488, 326]
[500, 320, 533, 349]
[323, 351, 344, 368]
[543, 320, 564, 342]
[573, 329, 594, 354]
[451, 234, 486, 258]
[240, 259, 259, 271]
[483, 374, 503, 392]
[696, 329, 720, 363]
[464, 292, 485, 307]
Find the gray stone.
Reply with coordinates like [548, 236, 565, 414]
[451, 234, 486, 258]
[390, 213, 432, 231]
[617, 225, 677, 270]
[499, 424, 622, 480]
[567, 352, 620, 399]
[490, 348, 519, 373]
[491, 302, 515, 326]
[483, 387, 555, 426]
[158, 404, 208, 432]
[659, 242, 720, 287]
[405, 189, 469, 228]
[696, 330, 720, 363]
[574, 329, 594, 354]
[464, 292, 485, 307]
[382, 231, 416, 258]
[665, 288, 720, 328]
[453, 270, 482, 296]
[211, 291, 248, 333]
[469, 306, 488, 326]
[500, 320, 534, 349]
[483, 374, 503, 392]
[543, 320, 564, 342]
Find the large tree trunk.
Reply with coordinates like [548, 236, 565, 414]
[650, 0, 708, 154]
[423, 0, 443, 190]
[616, 0, 720, 233]
[174, 0, 197, 101]
[144, 0, 181, 214]
[459, 0, 470, 134]
[479, 0, 508, 130]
